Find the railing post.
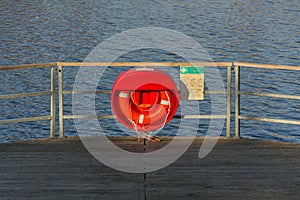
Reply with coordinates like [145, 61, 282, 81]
[234, 64, 240, 138]
[58, 65, 64, 138]
[50, 65, 56, 138]
[226, 64, 232, 138]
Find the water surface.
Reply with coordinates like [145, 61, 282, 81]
[1, 0, 299, 143]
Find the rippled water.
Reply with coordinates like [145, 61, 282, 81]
[1, 0, 299, 143]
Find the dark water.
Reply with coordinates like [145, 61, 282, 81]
[1, 0, 299, 143]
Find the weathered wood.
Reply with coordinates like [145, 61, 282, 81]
[0, 137, 299, 199]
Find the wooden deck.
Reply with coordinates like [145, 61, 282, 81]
[1, 137, 300, 199]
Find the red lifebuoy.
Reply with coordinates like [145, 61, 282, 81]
[117, 90, 173, 132]
[111, 68, 179, 133]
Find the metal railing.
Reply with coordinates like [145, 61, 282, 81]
[234, 62, 300, 138]
[1, 61, 300, 140]
[0, 63, 57, 138]
[57, 62, 232, 138]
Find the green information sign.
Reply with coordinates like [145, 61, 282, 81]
[180, 66, 204, 74]
[180, 66, 205, 100]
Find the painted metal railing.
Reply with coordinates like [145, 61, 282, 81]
[0, 63, 57, 138]
[1, 61, 300, 140]
[234, 62, 300, 138]
[57, 62, 232, 138]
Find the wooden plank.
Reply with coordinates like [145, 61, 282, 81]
[0, 137, 300, 199]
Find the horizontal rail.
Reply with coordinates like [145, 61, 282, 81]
[179, 115, 227, 119]
[64, 115, 115, 119]
[64, 90, 227, 95]
[63, 115, 227, 120]
[235, 62, 300, 71]
[2, 62, 299, 70]
[238, 115, 300, 125]
[204, 90, 227, 95]
[0, 62, 57, 71]
[0, 91, 53, 100]
[63, 90, 112, 95]
[0, 116, 52, 125]
[57, 62, 232, 67]
[239, 92, 300, 100]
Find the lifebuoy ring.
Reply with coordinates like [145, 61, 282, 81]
[117, 90, 172, 132]
[111, 68, 179, 139]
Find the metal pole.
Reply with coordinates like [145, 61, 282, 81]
[226, 65, 232, 138]
[50, 66, 56, 138]
[143, 137, 147, 200]
[234, 64, 240, 138]
[58, 65, 64, 138]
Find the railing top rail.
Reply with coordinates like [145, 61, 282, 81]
[2, 61, 300, 70]
[57, 61, 232, 67]
[0, 62, 58, 71]
[0, 62, 232, 70]
[235, 62, 300, 71]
